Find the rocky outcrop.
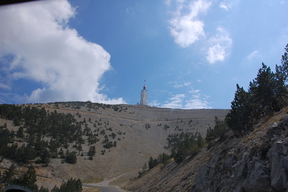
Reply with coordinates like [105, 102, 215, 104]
[267, 116, 288, 192]
[194, 115, 288, 192]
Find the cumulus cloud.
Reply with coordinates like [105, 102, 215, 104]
[206, 27, 232, 64]
[167, 1, 233, 64]
[168, 0, 211, 47]
[0, 0, 125, 104]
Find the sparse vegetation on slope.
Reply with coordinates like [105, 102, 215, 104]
[0, 105, 85, 164]
[0, 101, 228, 190]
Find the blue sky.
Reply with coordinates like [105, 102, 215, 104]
[0, 0, 287, 109]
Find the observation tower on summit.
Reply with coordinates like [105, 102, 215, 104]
[139, 80, 148, 105]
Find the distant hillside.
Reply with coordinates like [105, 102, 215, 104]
[123, 107, 288, 192]
[0, 102, 228, 190]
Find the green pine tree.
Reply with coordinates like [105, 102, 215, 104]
[226, 84, 253, 136]
[20, 164, 38, 191]
[3, 164, 16, 183]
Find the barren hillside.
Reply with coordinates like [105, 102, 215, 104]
[0, 102, 229, 189]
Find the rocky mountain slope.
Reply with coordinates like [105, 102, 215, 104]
[0, 102, 228, 189]
[123, 107, 288, 192]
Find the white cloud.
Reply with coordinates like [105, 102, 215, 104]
[173, 81, 192, 88]
[161, 89, 210, 109]
[162, 94, 185, 108]
[0, 83, 10, 90]
[0, 0, 125, 104]
[188, 89, 200, 94]
[160, 83, 209, 109]
[149, 100, 161, 107]
[173, 84, 182, 88]
[165, 0, 172, 6]
[219, 2, 228, 10]
[184, 94, 210, 109]
[206, 27, 232, 64]
[207, 44, 226, 63]
[247, 50, 259, 60]
[218, 0, 240, 11]
[168, 0, 211, 47]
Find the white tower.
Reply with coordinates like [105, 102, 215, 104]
[140, 81, 148, 105]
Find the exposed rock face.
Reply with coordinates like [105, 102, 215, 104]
[194, 115, 288, 192]
[267, 116, 288, 192]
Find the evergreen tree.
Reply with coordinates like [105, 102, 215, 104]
[205, 116, 229, 148]
[51, 185, 60, 192]
[274, 44, 288, 107]
[88, 146, 96, 157]
[226, 44, 288, 136]
[248, 63, 281, 116]
[226, 84, 253, 136]
[59, 148, 65, 158]
[148, 157, 158, 170]
[277, 44, 288, 80]
[17, 127, 25, 139]
[20, 164, 38, 191]
[0, 129, 10, 155]
[197, 134, 205, 148]
[77, 143, 82, 154]
[3, 164, 16, 183]
[65, 150, 77, 164]
[39, 149, 51, 164]
[59, 178, 82, 192]
[39, 186, 49, 192]
[22, 145, 37, 163]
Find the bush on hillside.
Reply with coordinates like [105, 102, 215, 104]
[166, 132, 204, 163]
[205, 116, 229, 149]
